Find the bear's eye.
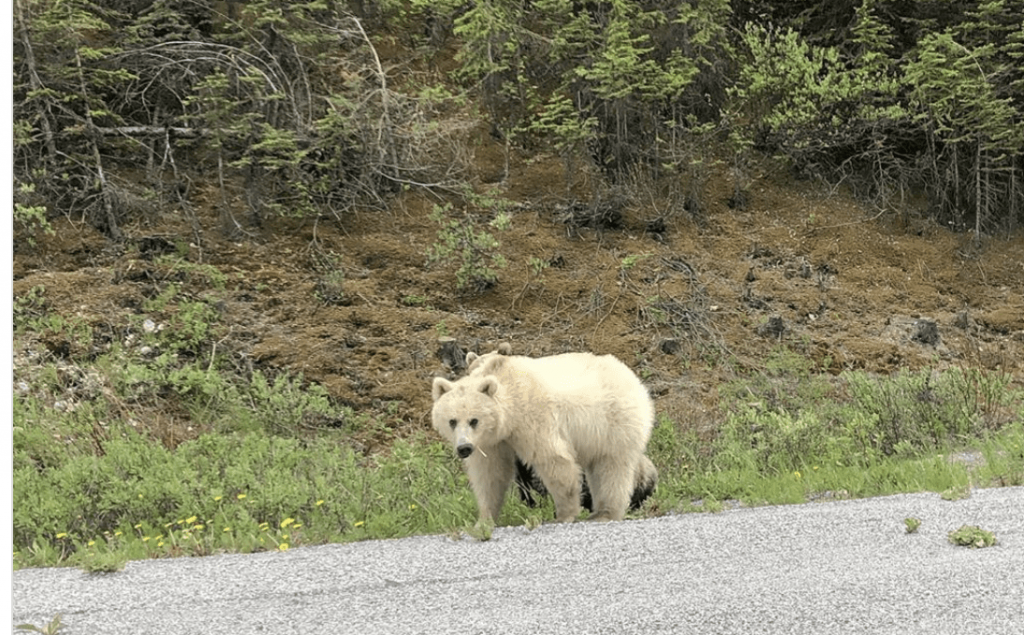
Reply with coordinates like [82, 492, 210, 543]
[449, 419, 457, 429]
[469, 418, 479, 429]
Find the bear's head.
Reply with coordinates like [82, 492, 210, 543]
[431, 374, 505, 459]
[465, 342, 512, 375]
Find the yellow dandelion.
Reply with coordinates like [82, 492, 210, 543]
[237, 493, 247, 500]
[280, 518, 295, 529]
[114, 531, 123, 537]
[354, 521, 364, 528]
[214, 495, 223, 502]
[88, 540, 95, 547]
[186, 516, 198, 524]
[409, 504, 417, 510]
[56, 533, 68, 539]
[134, 523, 143, 529]
[164, 522, 173, 528]
[138, 494, 143, 499]
[315, 500, 324, 506]
[142, 536, 150, 542]
[794, 471, 802, 479]
[293, 523, 303, 529]
[223, 527, 232, 532]
[278, 543, 289, 551]
[157, 541, 164, 548]
[193, 524, 204, 531]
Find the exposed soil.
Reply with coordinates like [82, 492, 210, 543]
[13, 131, 1024, 450]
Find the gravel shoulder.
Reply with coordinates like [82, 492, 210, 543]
[13, 486, 1024, 635]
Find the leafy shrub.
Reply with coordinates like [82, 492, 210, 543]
[427, 202, 510, 292]
[711, 360, 1022, 480]
[720, 347, 834, 417]
[948, 525, 997, 548]
[844, 368, 1012, 456]
[716, 407, 837, 475]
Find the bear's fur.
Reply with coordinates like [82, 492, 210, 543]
[464, 344, 657, 513]
[432, 350, 656, 524]
[464, 342, 512, 375]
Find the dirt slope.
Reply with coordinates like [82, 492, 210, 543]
[12, 137, 1024, 448]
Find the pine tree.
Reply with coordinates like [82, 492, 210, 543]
[13, 0, 134, 238]
[905, 11, 1022, 234]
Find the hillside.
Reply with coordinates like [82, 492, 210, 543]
[13, 132, 1024, 449]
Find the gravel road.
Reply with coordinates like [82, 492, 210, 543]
[12, 486, 1023, 635]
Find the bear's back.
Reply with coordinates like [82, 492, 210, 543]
[493, 352, 647, 402]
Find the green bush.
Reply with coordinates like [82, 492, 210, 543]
[427, 202, 510, 291]
[948, 525, 997, 548]
[714, 358, 1020, 479]
[716, 407, 836, 475]
[844, 368, 1010, 456]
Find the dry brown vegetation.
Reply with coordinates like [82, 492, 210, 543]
[13, 122, 1024, 451]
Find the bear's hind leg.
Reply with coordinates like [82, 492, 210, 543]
[532, 452, 582, 523]
[465, 443, 516, 524]
[585, 457, 635, 522]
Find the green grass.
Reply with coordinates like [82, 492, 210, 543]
[13, 381, 1023, 568]
[12, 285, 1024, 568]
[13, 429, 469, 568]
[644, 350, 1023, 511]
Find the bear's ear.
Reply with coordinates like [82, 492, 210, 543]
[477, 376, 501, 398]
[432, 377, 456, 401]
[465, 351, 479, 366]
[480, 354, 507, 373]
[496, 342, 512, 355]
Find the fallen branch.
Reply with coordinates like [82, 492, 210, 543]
[92, 126, 210, 137]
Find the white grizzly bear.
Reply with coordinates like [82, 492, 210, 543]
[431, 350, 656, 524]
[464, 344, 657, 513]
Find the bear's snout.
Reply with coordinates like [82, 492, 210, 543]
[457, 443, 474, 459]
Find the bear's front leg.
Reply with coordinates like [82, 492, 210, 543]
[464, 443, 516, 524]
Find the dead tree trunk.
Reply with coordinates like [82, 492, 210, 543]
[14, 0, 57, 165]
[74, 47, 122, 241]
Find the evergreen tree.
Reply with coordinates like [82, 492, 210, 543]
[13, 0, 134, 238]
[13, 0, 470, 238]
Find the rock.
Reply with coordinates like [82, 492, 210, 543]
[660, 339, 681, 355]
[757, 316, 786, 339]
[437, 338, 466, 371]
[913, 319, 940, 346]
